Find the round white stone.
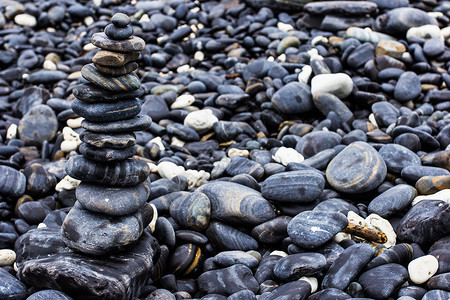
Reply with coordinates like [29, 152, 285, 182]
[184, 109, 218, 133]
[406, 25, 443, 41]
[0, 249, 16, 267]
[171, 94, 195, 109]
[55, 175, 81, 192]
[272, 147, 304, 166]
[311, 73, 354, 99]
[408, 255, 439, 284]
[14, 14, 37, 27]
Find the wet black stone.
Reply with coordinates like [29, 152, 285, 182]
[295, 131, 342, 158]
[73, 83, 145, 103]
[166, 123, 200, 141]
[263, 280, 311, 300]
[401, 165, 450, 184]
[82, 115, 152, 133]
[313, 92, 353, 123]
[214, 251, 259, 269]
[358, 263, 408, 299]
[394, 71, 421, 102]
[374, 7, 438, 36]
[18, 201, 52, 225]
[261, 170, 325, 204]
[0, 165, 26, 197]
[104, 24, 133, 40]
[368, 184, 416, 218]
[391, 125, 440, 151]
[379, 143, 421, 174]
[0, 267, 27, 300]
[287, 211, 348, 249]
[72, 98, 141, 122]
[226, 157, 264, 181]
[141, 95, 170, 123]
[273, 252, 326, 281]
[206, 221, 258, 251]
[397, 200, 450, 246]
[322, 243, 373, 290]
[61, 201, 153, 256]
[394, 133, 421, 152]
[271, 82, 313, 115]
[197, 264, 259, 296]
[251, 216, 291, 244]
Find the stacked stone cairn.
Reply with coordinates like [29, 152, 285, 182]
[62, 13, 154, 256]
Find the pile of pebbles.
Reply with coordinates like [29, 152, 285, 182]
[0, 0, 449, 299]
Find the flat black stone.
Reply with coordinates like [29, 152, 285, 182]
[73, 83, 144, 103]
[15, 227, 158, 299]
[65, 155, 150, 186]
[76, 177, 151, 216]
[358, 263, 408, 299]
[80, 131, 136, 149]
[0, 267, 27, 300]
[78, 142, 136, 162]
[304, 1, 377, 15]
[104, 24, 133, 40]
[81, 114, 152, 133]
[273, 252, 327, 281]
[72, 98, 141, 122]
[368, 184, 416, 218]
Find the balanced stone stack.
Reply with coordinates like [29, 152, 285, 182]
[62, 13, 154, 256]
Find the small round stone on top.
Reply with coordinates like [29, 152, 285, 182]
[111, 12, 130, 27]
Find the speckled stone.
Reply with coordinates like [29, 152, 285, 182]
[91, 32, 145, 52]
[287, 211, 348, 249]
[72, 98, 141, 122]
[81, 64, 141, 92]
[326, 142, 387, 194]
[358, 263, 409, 299]
[76, 178, 151, 216]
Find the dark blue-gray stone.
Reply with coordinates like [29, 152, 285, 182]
[197, 264, 259, 295]
[111, 13, 130, 27]
[166, 123, 200, 141]
[0, 267, 27, 300]
[0, 165, 26, 197]
[169, 192, 211, 231]
[251, 216, 291, 244]
[104, 24, 133, 40]
[422, 290, 450, 300]
[313, 92, 354, 123]
[368, 184, 416, 218]
[372, 101, 400, 128]
[214, 251, 259, 269]
[27, 290, 73, 300]
[287, 211, 348, 249]
[81, 115, 152, 133]
[394, 71, 421, 102]
[26, 70, 67, 84]
[347, 43, 375, 68]
[271, 82, 313, 115]
[322, 243, 373, 290]
[61, 201, 153, 255]
[264, 280, 311, 300]
[313, 198, 359, 216]
[295, 131, 342, 158]
[78, 143, 136, 162]
[397, 200, 450, 245]
[401, 165, 450, 184]
[261, 170, 325, 203]
[374, 7, 438, 36]
[358, 263, 408, 299]
[18, 104, 58, 146]
[273, 252, 326, 281]
[72, 98, 141, 122]
[206, 222, 258, 251]
[423, 38, 445, 58]
[76, 178, 151, 216]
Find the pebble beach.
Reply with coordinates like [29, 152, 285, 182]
[0, 0, 449, 299]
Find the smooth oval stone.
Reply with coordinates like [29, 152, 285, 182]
[311, 73, 353, 99]
[368, 184, 416, 218]
[427, 273, 450, 291]
[0, 165, 26, 197]
[154, 217, 176, 247]
[358, 263, 408, 299]
[313, 92, 353, 123]
[347, 42, 375, 68]
[176, 230, 208, 245]
[226, 157, 264, 181]
[422, 290, 450, 300]
[104, 24, 133, 40]
[169, 192, 211, 231]
[408, 255, 439, 284]
[197, 181, 276, 226]
[18, 104, 58, 146]
[295, 131, 342, 158]
[0, 267, 27, 300]
[79, 143, 136, 162]
[206, 221, 258, 251]
[374, 7, 438, 36]
[251, 216, 291, 244]
[197, 264, 259, 295]
[277, 36, 300, 54]
[308, 288, 351, 300]
[82, 115, 152, 133]
[214, 251, 259, 269]
[416, 175, 450, 195]
[168, 243, 201, 276]
[254, 254, 283, 284]
[313, 198, 359, 216]
[397, 200, 450, 245]
[81, 64, 140, 92]
[80, 131, 136, 149]
[264, 280, 311, 300]
[61, 201, 153, 255]
[391, 125, 440, 151]
[26, 70, 67, 84]
[72, 98, 141, 122]
[111, 13, 130, 27]
[91, 32, 145, 52]
[274, 253, 326, 281]
[372, 101, 400, 128]
[394, 133, 421, 152]
[73, 83, 144, 103]
[23, 163, 56, 196]
[271, 82, 313, 115]
[394, 71, 421, 102]
[66, 155, 150, 186]
[366, 243, 414, 270]
[166, 123, 200, 141]
[94, 62, 139, 77]
[76, 178, 151, 216]
[326, 142, 387, 194]
[18, 201, 52, 225]
[287, 211, 348, 249]
[322, 243, 373, 290]
[398, 286, 428, 299]
[423, 38, 445, 57]
[26, 289, 73, 300]
[261, 170, 325, 203]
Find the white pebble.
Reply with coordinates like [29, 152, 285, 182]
[171, 136, 185, 147]
[60, 127, 81, 152]
[299, 277, 318, 293]
[228, 148, 249, 157]
[60, 140, 79, 152]
[277, 54, 286, 62]
[148, 203, 158, 233]
[6, 124, 17, 140]
[55, 175, 81, 192]
[442, 26, 450, 39]
[298, 65, 312, 84]
[277, 22, 293, 32]
[194, 51, 204, 61]
[43, 60, 57, 70]
[83, 43, 98, 51]
[270, 250, 288, 257]
[311, 73, 354, 99]
[67, 117, 84, 128]
[408, 255, 439, 284]
[311, 35, 327, 46]
[183, 169, 210, 189]
[365, 213, 397, 248]
[150, 136, 166, 151]
[412, 189, 450, 206]
[406, 25, 443, 41]
[333, 232, 352, 243]
[184, 109, 218, 133]
[272, 147, 304, 166]
[0, 249, 16, 267]
[158, 161, 185, 179]
[14, 14, 37, 27]
[84, 16, 94, 26]
[171, 94, 195, 109]
[176, 64, 192, 73]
